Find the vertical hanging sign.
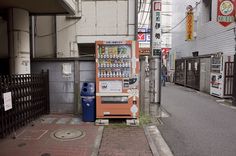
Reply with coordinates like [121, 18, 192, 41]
[151, 0, 162, 58]
[217, 0, 235, 27]
[186, 5, 194, 41]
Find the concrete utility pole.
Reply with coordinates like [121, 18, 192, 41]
[149, 0, 162, 116]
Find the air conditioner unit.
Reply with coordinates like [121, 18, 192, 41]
[66, 0, 82, 19]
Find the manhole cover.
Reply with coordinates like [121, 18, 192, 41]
[51, 129, 85, 141]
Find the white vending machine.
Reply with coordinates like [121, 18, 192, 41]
[210, 53, 234, 98]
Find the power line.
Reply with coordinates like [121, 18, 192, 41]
[163, 0, 201, 33]
[36, 18, 80, 38]
[139, 1, 151, 29]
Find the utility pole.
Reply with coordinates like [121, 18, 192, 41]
[149, 0, 162, 117]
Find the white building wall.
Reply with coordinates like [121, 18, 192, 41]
[171, 0, 235, 58]
[76, 0, 135, 43]
[34, 0, 135, 58]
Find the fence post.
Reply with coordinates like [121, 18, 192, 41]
[233, 54, 236, 106]
[46, 70, 50, 114]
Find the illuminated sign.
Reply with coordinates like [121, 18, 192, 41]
[186, 11, 194, 41]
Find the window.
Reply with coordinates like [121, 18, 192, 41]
[202, 0, 212, 22]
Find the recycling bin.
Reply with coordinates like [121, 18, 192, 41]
[81, 82, 95, 122]
[81, 82, 95, 96]
[81, 96, 95, 122]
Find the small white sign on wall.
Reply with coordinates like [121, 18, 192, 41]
[3, 92, 12, 111]
[62, 63, 72, 77]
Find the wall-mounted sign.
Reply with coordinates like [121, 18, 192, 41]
[3, 92, 12, 111]
[138, 28, 146, 42]
[217, 0, 235, 27]
[139, 48, 150, 56]
[186, 10, 194, 41]
[152, 0, 162, 58]
[137, 28, 151, 43]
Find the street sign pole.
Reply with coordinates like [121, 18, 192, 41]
[149, 0, 162, 117]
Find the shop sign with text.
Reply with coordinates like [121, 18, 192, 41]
[217, 0, 235, 27]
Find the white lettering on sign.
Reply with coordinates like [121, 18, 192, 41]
[3, 92, 12, 111]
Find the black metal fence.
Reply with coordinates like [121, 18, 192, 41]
[0, 71, 49, 138]
[224, 62, 234, 96]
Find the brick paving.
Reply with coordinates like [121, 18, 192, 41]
[0, 114, 99, 156]
[0, 115, 154, 156]
[98, 126, 153, 156]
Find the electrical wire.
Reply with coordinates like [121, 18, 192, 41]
[138, 1, 147, 27]
[163, 0, 201, 33]
[36, 18, 80, 38]
[139, 1, 151, 29]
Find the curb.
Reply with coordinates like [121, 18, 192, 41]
[144, 125, 173, 156]
[91, 126, 104, 156]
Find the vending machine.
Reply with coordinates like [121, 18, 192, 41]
[210, 53, 234, 98]
[95, 41, 139, 122]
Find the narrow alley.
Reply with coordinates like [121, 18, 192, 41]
[159, 83, 236, 156]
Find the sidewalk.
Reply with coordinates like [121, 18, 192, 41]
[0, 114, 154, 156]
[0, 114, 99, 156]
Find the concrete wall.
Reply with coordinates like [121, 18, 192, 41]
[34, 16, 56, 58]
[32, 61, 76, 114]
[0, 18, 8, 58]
[31, 60, 96, 114]
[34, 0, 136, 58]
[170, 0, 235, 58]
[76, 0, 135, 43]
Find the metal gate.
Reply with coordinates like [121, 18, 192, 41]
[224, 62, 234, 96]
[0, 71, 49, 138]
[186, 58, 200, 90]
[175, 59, 186, 86]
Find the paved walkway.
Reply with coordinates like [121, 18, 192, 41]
[158, 83, 236, 156]
[0, 114, 99, 156]
[0, 115, 154, 156]
[99, 126, 152, 156]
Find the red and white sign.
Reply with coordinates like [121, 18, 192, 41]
[217, 0, 235, 27]
[154, 2, 162, 11]
[162, 48, 170, 55]
[138, 28, 146, 42]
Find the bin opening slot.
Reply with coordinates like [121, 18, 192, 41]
[101, 96, 128, 104]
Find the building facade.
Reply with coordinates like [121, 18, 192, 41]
[169, 0, 235, 93]
[31, 0, 137, 114]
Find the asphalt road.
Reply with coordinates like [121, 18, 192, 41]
[158, 83, 236, 156]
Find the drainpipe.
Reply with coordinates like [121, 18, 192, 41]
[135, 0, 138, 41]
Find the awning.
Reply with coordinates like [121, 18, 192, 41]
[0, 0, 76, 15]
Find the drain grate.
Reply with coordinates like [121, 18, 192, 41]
[51, 129, 85, 141]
